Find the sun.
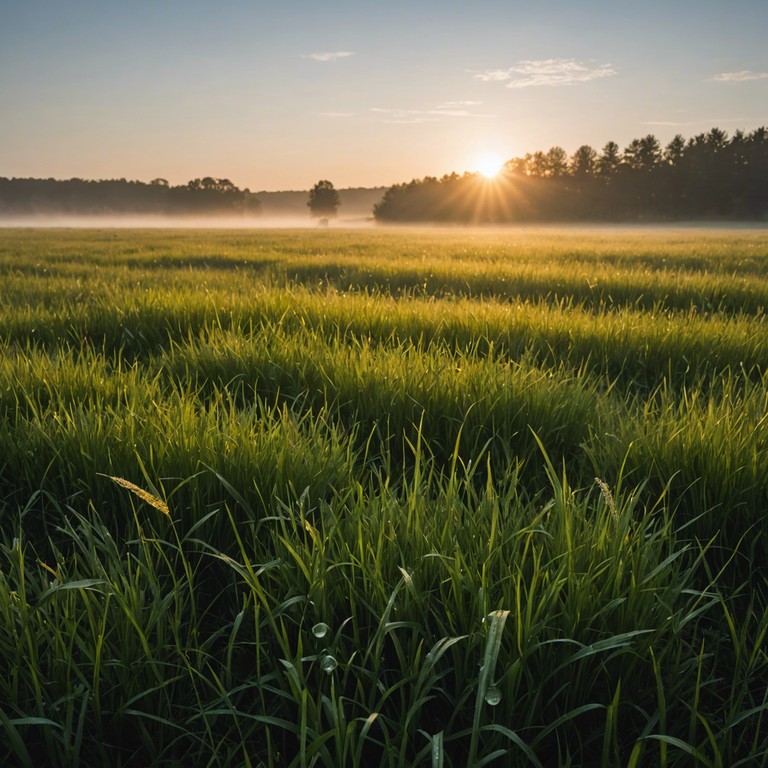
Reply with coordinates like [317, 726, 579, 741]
[475, 152, 505, 179]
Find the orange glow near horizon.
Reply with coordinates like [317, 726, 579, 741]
[429, 165, 524, 224]
[474, 152, 505, 179]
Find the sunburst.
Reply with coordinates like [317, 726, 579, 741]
[474, 152, 505, 179]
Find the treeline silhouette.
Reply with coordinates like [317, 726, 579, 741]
[374, 127, 768, 223]
[0, 176, 261, 216]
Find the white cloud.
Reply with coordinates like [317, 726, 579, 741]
[370, 103, 488, 123]
[474, 70, 515, 83]
[303, 51, 355, 62]
[428, 109, 472, 117]
[710, 70, 768, 82]
[474, 58, 616, 88]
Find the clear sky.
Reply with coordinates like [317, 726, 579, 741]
[1, 0, 766, 191]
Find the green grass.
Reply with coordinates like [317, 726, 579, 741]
[0, 226, 766, 767]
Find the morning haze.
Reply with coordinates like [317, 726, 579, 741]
[1, 0, 766, 192]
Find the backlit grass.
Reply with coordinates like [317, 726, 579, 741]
[0, 227, 766, 767]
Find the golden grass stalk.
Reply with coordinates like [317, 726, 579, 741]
[107, 476, 170, 516]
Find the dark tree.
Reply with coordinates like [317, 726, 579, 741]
[545, 146, 569, 177]
[307, 180, 340, 218]
[622, 135, 661, 172]
[526, 151, 548, 177]
[570, 145, 597, 177]
[664, 135, 686, 166]
[597, 141, 622, 177]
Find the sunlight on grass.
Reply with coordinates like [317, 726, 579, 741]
[0, 227, 766, 766]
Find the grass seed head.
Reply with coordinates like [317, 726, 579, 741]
[107, 476, 170, 516]
[595, 477, 618, 521]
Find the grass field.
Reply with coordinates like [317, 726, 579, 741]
[1, 226, 767, 767]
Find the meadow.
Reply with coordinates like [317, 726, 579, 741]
[0, 226, 766, 767]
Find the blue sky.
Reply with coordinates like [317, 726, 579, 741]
[1, 0, 766, 190]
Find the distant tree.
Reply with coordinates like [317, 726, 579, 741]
[504, 157, 527, 176]
[622, 135, 661, 172]
[664, 135, 686, 166]
[308, 180, 340, 218]
[570, 145, 597, 176]
[242, 190, 263, 215]
[526, 151, 548, 177]
[707, 127, 729, 153]
[638, 134, 662, 170]
[729, 130, 748, 169]
[167, 177, 251, 214]
[597, 141, 622, 177]
[545, 146, 569, 177]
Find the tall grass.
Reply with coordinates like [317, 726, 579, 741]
[1, 227, 766, 766]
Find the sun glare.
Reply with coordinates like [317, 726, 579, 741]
[475, 152, 505, 179]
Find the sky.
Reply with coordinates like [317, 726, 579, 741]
[1, 0, 767, 191]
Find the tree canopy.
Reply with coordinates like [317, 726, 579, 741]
[0, 177, 261, 217]
[307, 180, 341, 219]
[374, 126, 768, 223]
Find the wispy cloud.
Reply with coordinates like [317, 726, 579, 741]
[370, 102, 489, 124]
[710, 70, 768, 82]
[441, 100, 483, 107]
[303, 51, 355, 62]
[643, 117, 759, 126]
[370, 108, 441, 124]
[474, 58, 616, 88]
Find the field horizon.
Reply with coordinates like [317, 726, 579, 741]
[2, 217, 768, 232]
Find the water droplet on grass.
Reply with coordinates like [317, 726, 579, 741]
[312, 622, 330, 639]
[485, 686, 502, 706]
[321, 655, 337, 674]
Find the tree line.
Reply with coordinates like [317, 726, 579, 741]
[0, 176, 262, 216]
[373, 127, 768, 223]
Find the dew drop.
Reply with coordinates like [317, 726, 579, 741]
[485, 686, 502, 706]
[320, 655, 337, 674]
[312, 622, 330, 639]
